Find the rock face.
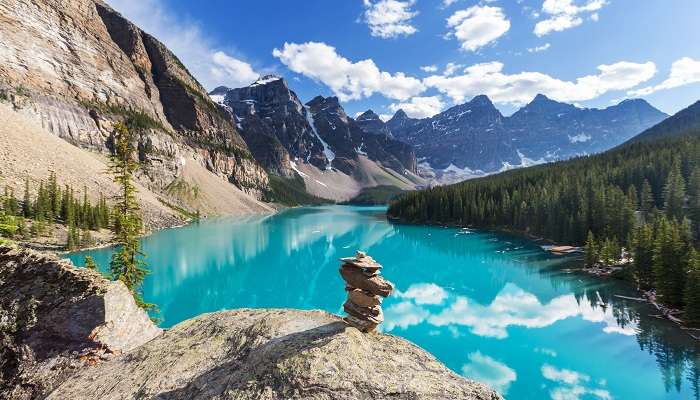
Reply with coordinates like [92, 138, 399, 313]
[384, 94, 668, 184]
[0, 245, 161, 400]
[49, 309, 502, 400]
[0, 0, 269, 203]
[212, 78, 422, 200]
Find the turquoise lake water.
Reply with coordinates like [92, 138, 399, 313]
[68, 206, 700, 399]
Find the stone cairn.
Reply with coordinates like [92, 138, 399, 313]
[339, 251, 394, 332]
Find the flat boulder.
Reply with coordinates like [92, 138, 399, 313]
[48, 309, 502, 400]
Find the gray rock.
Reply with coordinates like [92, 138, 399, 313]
[49, 309, 502, 400]
[0, 245, 161, 400]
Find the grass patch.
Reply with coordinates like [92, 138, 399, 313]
[80, 100, 166, 132]
[265, 174, 330, 206]
[157, 198, 199, 220]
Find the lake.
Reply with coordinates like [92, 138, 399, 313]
[68, 206, 700, 399]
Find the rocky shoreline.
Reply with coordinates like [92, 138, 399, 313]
[0, 244, 502, 400]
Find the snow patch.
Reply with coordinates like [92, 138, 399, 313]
[209, 94, 225, 104]
[289, 161, 308, 178]
[305, 106, 335, 170]
[250, 75, 282, 87]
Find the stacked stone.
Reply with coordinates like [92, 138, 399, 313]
[339, 251, 394, 332]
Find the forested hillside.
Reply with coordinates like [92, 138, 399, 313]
[388, 103, 700, 319]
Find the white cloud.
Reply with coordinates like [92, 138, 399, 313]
[389, 96, 445, 118]
[534, 0, 607, 36]
[542, 364, 612, 400]
[442, 0, 459, 7]
[272, 41, 425, 101]
[397, 283, 449, 304]
[461, 352, 517, 395]
[424, 60, 656, 105]
[420, 65, 439, 73]
[446, 6, 511, 51]
[528, 43, 551, 53]
[629, 57, 700, 96]
[362, 0, 418, 39]
[382, 282, 637, 339]
[106, 0, 260, 89]
[444, 62, 465, 76]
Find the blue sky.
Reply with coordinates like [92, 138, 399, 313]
[108, 0, 700, 118]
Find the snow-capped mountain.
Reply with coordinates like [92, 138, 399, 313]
[380, 94, 668, 184]
[210, 76, 422, 200]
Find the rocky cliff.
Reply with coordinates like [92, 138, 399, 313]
[0, 0, 269, 211]
[0, 245, 502, 400]
[213, 78, 423, 201]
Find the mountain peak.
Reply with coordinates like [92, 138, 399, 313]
[357, 110, 380, 121]
[470, 94, 494, 106]
[209, 86, 231, 96]
[250, 74, 284, 87]
[391, 109, 409, 121]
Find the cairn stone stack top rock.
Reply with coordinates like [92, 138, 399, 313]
[339, 251, 394, 332]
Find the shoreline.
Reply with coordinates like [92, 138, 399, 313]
[387, 215, 700, 343]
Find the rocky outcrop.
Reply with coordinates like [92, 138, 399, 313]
[49, 309, 501, 400]
[0, 0, 269, 203]
[0, 245, 160, 400]
[384, 94, 667, 183]
[1, 246, 502, 400]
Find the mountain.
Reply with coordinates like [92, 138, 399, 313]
[388, 100, 700, 235]
[0, 0, 271, 222]
[388, 101, 700, 320]
[212, 78, 423, 201]
[381, 94, 668, 184]
[624, 100, 700, 144]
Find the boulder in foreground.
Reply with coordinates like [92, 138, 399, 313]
[49, 309, 502, 400]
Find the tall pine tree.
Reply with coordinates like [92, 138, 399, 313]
[108, 123, 152, 311]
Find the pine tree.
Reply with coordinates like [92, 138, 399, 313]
[640, 179, 655, 221]
[664, 158, 686, 222]
[84, 256, 98, 271]
[683, 249, 700, 327]
[689, 167, 700, 239]
[632, 224, 655, 289]
[108, 123, 152, 311]
[653, 217, 686, 306]
[22, 177, 32, 218]
[584, 231, 598, 267]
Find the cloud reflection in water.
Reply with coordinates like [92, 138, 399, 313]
[384, 282, 638, 339]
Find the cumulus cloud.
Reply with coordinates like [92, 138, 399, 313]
[362, 0, 418, 39]
[106, 0, 260, 89]
[397, 282, 449, 304]
[420, 65, 439, 73]
[424, 60, 656, 105]
[542, 364, 612, 400]
[444, 62, 465, 76]
[461, 352, 517, 395]
[534, 0, 607, 36]
[389, 96, 445, 118]
[446, 5, 511, 51]
[272, 41, 425, 101]
[382, 282, 638, 339]
[528, 43, 551, 53]
[629, 57, 700, 96]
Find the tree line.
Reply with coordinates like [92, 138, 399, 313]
[0, 122, 152, 313]
[0, 172, 110, 249]
[388, 132, 700, 324]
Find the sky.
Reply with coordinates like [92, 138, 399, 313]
[106, 0, 700, 119]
